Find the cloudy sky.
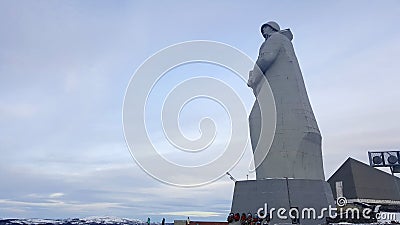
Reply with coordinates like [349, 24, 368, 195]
[1, 0, 400, 222]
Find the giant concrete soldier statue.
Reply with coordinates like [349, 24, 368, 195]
[231, 21, 334, 225]
[247, 21, 325, 180]
[230, 22, 334, 225]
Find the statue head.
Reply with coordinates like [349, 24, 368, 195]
[261, 21, 280, 38]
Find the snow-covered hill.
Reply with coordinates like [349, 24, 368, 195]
[0, 216, 146, 225]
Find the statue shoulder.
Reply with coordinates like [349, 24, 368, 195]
[269, 32, 287, 42]
[279, 29, 293, 41]
[259, 33, 284, 52]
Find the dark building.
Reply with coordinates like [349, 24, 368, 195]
[328, 157, 400, 204]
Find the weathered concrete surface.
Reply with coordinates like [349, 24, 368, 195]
[248, 23, 324, 180]
[231, 179, 335, 225]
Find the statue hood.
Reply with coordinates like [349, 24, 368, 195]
[279, 29, 293, 41]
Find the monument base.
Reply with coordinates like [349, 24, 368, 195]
[230, 178, 334, 225]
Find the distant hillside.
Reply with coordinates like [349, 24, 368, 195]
[0, 216, 153, 225]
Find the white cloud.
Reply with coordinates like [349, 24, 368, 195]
[49, 193, 65, 198]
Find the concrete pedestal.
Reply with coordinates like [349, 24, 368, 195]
[230, 179, 334, 225]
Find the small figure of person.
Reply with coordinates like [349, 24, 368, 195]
[234, 213, 240, 222]
[252, 213, 258, 225]
[227, 212, 234, 223]
[186, 217, 190, 225]
[247, 212, 253, 225]
[147, 217, 150, 225]
[162, 218, 165, 225]
[240, 213, 247, 225]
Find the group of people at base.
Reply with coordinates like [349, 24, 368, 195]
[227, 212, 270, 225]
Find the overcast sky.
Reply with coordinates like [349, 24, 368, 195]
[1, 0, 400, 222]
